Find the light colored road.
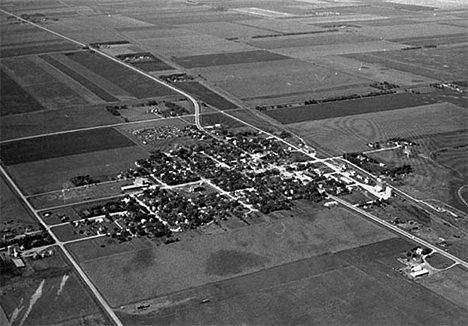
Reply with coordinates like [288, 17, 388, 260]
[330, 195, 468, 269]
[0, 165, 124, 326]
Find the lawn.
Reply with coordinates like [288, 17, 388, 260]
[1, 128, 136, 166]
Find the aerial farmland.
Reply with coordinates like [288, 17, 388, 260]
[0, 0, 467, 326]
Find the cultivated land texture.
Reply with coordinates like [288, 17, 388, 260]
[1, 0, 467, 326]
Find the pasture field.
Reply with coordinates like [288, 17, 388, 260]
[192, 59, 369, 101]
[265, 92, 443, 124]
[73, 206, 396, 307]
[174, 50, 291, 69]
[201, 112, 246, 129]
[142, 34, 256, 57]
[116, 237, 468, 326]
[0, 70, 44, 116]
[287, 102, 468, 155]
[0, 174, 38, 232]
[66, 51, 176, 99]
[0, 105, 122, 141]
[0, 128, 136, 166]
[1, 267, 102, 326]
[5, 145, 147, 196]
[345, 45, 468, 81]
[178, 21, 275, 39]
[176, 82, 237, 110]
[245, 32, 377, 50]
[39, 55, 119, 102]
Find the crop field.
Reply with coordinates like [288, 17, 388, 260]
[392, 33, 468, 46]
[74, 206, 396, 307]
[314, 55, 436, 86]
[116, 237, 468, 326]
[39, 55, 119, 102]
[175, 82, 237, 110]
[178, 21, 276, 39]
[345, 45, 468, 81]
[201, 112, 245, 129]
[192, 59, 369, 101]
[4, 146, 147, 196]
[119, 27, 195, 41]
[46, 52, 135, 101]
[174, 50, 291, 69]
[0, 128, 136, 166]
[356, 23, 467, 40]
[66, 51, 176, 99]
[142, 34, 256, 57]
[1, 268, 102, 326]
[272, 40, 406, 59]
[0, 70, 44, 116]
[236, 18, 326, 33]
[287, 102, 468, 155]
[2, 57, 58, 85]
[0, 105, 122, 141]
[130, 60, 174, 72]
[0, 41, 80, 58]
[134, 12, 254, 25]
[245, 32, 377, 50]
[265, 92, 448, 124]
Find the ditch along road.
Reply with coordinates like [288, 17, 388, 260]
[2, 8, 468, 322]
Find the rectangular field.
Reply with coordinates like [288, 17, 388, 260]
[39, 54, 119, 102]
[66, 51, 176, 99]
[176, 82, 237, 110]
[0, 128, 136, 166]
[0, 70, 44, 116]
[179, 21, 276, 39]
[287, 102, 468, 155]
[265, 92, 446, 124]
[0, 41, 79, 58]
[192, 59, 369, 101]
[175, 50, 291, 68]
[72, 206, 396, 307]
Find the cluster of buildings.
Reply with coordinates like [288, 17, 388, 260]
[131, 125, 207, 144]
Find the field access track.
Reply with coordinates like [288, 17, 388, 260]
[265, 92, 447, 124]
[0, 128, 136, 166]
[39, 54, 119, 102]
[174, 50, 291, 69]
[65, 51, 176, 99]
[0, 70, 45, 116]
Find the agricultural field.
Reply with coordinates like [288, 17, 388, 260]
[72, 206, 396, 307]
[0, 249, 105, 326]
[65, 51, 176, 99]
[345, 45, 468, 81]
[175, 21, 276, 39]
[175, 82, 238, 110]
[192, 59, 369, 102]
[287, 102, 467, 155]
[0, 70, 44, 116]
[174, 50, 290, 69]
[116, 237, 466, 326]
[265, 92, 444, 124]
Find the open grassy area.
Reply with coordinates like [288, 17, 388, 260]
[73, 206, 396, 307]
